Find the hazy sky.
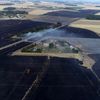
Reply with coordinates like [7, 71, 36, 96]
[34, 0, 100, 3]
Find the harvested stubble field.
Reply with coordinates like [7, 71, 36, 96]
[69, 19, 100, 36]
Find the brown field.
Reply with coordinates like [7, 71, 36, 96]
[78, 4, 100, 10]
[83, 6, 100, 10]
[69, 19, 100, 36]
[26, 14, 77, 24]
[29, 9, 58, 15]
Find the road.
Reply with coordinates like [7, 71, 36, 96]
[0, 42, 31, 55]
[0, 23, 72, 51]
[1, 36, 100, 54]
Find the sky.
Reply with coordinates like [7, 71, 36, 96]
[32, 0, 100, 3]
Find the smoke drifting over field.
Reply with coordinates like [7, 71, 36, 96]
[22, 26, 99, 42]
[22, 28, 81, 42]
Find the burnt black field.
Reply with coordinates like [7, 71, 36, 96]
[42, 26, 99, 39]
[0, 18, 99, 48]
[0, 56, 47, 100]
[0, 8, 100, 100]
[0, 20, 51, 35]
[0, 20, 52, 47]
[89, 54, 100, 78]
[33, 58, 100, 100]
[44, 9, 100, 18]
[0, 42, 31, 56]
[1, 57, 99, 100]
[60, 26, 100, 38]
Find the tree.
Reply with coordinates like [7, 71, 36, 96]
[53, 22, 62, 28]
[56, 22, 62, 26]
[36, 48, 42, 53]
[49, 43, 54, 48]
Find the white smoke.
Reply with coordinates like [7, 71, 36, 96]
[22, 28, 80, 42]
